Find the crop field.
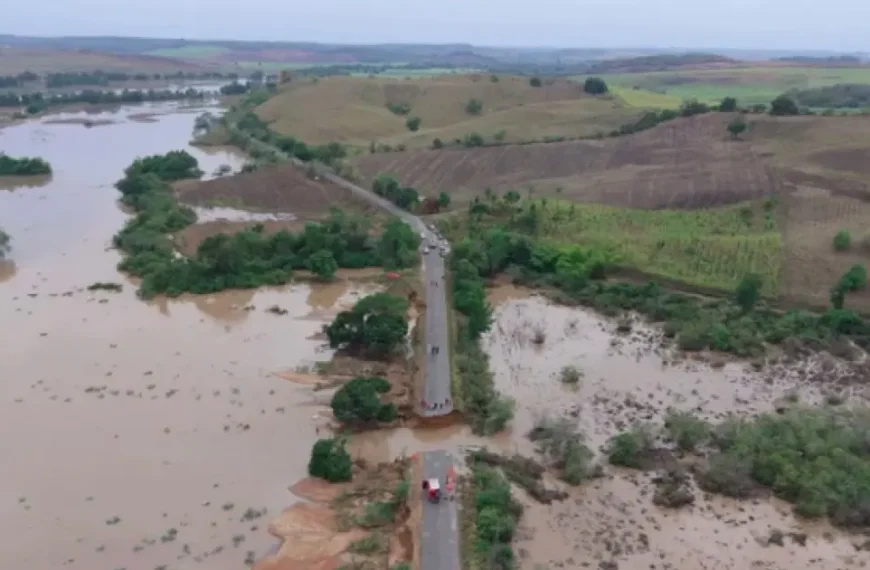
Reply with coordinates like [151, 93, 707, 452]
[0, 49, 205, 75]
[254, 74, 638, 149]
[589, 65, 870, 107]
[609, 86, 683, 109]
[537, 199, 782, 293]
[354, 113, 780, 209]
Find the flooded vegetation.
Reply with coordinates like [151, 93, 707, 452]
[482, 294, 868, 569]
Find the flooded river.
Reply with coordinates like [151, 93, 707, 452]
[2, 101, 865, 570]
[0, 102, 373, 570]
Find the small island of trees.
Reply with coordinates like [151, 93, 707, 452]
[0, 153, 52, 176]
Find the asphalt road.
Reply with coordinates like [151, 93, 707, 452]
[321, 171, 454, 418]
[421, 450, 461, 570]
[246, 130, 460, 570]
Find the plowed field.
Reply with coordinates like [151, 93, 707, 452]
[354, 113, 782, 209]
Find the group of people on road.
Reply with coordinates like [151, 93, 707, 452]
[429, 344, 441, 355]
[421, 398, 451, 411]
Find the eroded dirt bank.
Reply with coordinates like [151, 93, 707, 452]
[482, 293, 866, 570]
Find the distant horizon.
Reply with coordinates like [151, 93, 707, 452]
[0, 32, 863, 57]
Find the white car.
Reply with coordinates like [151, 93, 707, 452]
[422, 245, 430, 254]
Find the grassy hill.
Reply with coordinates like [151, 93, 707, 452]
[255, 74, 639, 149]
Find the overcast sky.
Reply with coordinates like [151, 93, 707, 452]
[3, 0, 869, 51]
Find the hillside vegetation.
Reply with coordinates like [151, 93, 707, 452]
[587, 53, 739, 74]
[788, 84, 870, 109]
[255, 75, 637, 149]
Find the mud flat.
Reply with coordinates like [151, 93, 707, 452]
[482, 294, 866, 569]
[0, 101, 382, 570]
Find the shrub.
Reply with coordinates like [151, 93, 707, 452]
[308, 437, 353, 482]
[559, 365, 582, 384]
[727, 118, 748, 138]
[735, 273, 762, 313]
[529, 77, 542, 88]
[833, 230, 852, 251]
[583, 77, 608, 95]
[465, 98, 483, 115]
[770, 95, 799, 116]
[386, 102, 411, 116]
[463, 132, 485, 147]
[432, 138, 443, 149]
[607, 425, 654, 468]
[405, 116, 421, 132]
[528, 415, 599, 484]
[664, 411, 710, 451]
[696, 452, 755, 498]
[719, 96, 738, 112]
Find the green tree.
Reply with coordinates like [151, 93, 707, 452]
[529, 76, 542, 87]
[331, 376, 396, 427]
[438, 192, 451, 209]
[583, 77, 608, 95]
[719, 96, 738, 112]
[305, 249, 338, 281]
[432, 138, 444, 149]
[377, 218, 420, 269]
[770, 95, 799, 116]
[735, 273, 762, 312]
[833, 230, 852, 251]
[463, 132, 485, 147]
[324, 292, 409, 358]
[372, 173, 400, 197]
[0, 153, 53, 176]
[0, 228, 9, 259]
[727, 118, 748, 139]
[308, 437, 353, 482]
[405, 116, 421, 132]
[465, 98, 483, 115]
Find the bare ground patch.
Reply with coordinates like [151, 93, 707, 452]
[175, 162, 377, 217]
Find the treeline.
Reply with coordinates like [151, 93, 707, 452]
[0, 69, 243, 90]
[0, 153, 52, 176]
[788, 84, 870, 109]
[112, 150, 420, 298]
[228, 101, 349, 168]
[452, 191, 870, 357]
[0, 87, 211, 114]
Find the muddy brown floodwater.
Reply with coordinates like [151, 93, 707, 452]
[483, 294, 864, 570]
[0, 102, 378, 570]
